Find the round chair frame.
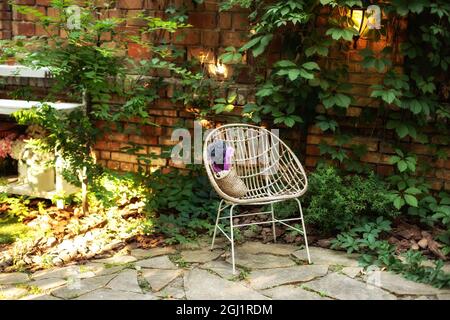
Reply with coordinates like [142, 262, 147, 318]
[203, 124, 312, 274]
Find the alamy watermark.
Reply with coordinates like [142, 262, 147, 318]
[170, 121, 280, 168]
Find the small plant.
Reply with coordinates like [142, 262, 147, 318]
[231, 266, 251, 281]
[145, 166, 219, 244]
[274, 165, 399, 234]
[169, 254, 191, 268]
[331, 218, 450, 288]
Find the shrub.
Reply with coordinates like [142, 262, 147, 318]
[304, 165, 399, 233]
[274, 165, 399, 234]
[144, 166, 219, 244]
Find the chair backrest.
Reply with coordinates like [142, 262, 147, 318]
[203, 124, 308, 204]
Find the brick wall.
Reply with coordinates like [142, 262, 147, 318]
[0, 0, 12, 39]
[1, 1, 449, 191]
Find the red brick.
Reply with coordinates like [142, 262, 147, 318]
[111, 152, 137, 163]
[142, 125, 163, 136]
[107, 160, 120, 170]
[148, 109, 177, 117]
[13, 6, 45, 22]
[155, 117, 180, 127]
[202, 30, 219, 47]
[172, 30, 200, 45]
[36, 0, 51, 5]
[232, 13, 248, 30]
[188, 47, 214, 63]
[158, 136, 178, 146]
[0, 21, 11, 30]
[306, 145, 320, 156]
[430, 180, 443, 191]
[100, 151, 111, 160]
[12, 22, 35, 36]
[377, 165, 394, 176]
[109, 132, 128, 142]
[0, 12, 12, 20]
[219, 13, 231, 29]
[445, 182, 450, 191]
[305, 156, 319, 167]
[126, 10, 147, 27]
[14, 0, 36, 4]
[188, 12, 217, 29]
[221, 31, 247, 47]
[120, 162, 133, 171]
[410, 144, 431, 155]
[127, 43, 150, 59]
[117, 0, 143, 9]
[361, 152, 390, 164]
[47, 7, 60, 18]
[436, 169, 450, 180]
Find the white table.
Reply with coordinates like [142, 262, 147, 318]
[0, 65, 81, 207]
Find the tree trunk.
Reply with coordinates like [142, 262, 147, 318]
[80, 90, 92, 214]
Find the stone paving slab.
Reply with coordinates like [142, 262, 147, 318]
[200, 260, 237, 280]
[32, 265, 96, 280]
[136, 256, 177, 269]
[238, 242, 299, 256]
[341, 267, 363, 278]
[52, 274, 117, 299]
[184, 269, 269, 300]
[292, 247, 360, 267]
[247, 265, 329, 290]
[77, 263, 124, 277]
[3, 244, 450, 300]
[368, 271, 450, 296]
[438, 294, 450, 300]
[303, 273, 396, 300]
[75, 288, 157, 300]
[106, 269, 142, 293]
[227, 252, 297, 269]
[130, 247, 175, 259]
[154, 277, 185, 300]
[262, 285, 331, 300]
[0, 286, 29, 299]
[30, 278, 67, 291]
[142, 269, 183, 292]
[95, 255, 137, 265]
[0, 273, 29, 285]
[180, 249, 224, 263]
[29, 294, 63, 300]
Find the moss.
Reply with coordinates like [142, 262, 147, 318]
[0, 217, 31, 245]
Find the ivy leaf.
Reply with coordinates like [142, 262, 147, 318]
[302, 61, 320, 71]
[394, 196, 405, 209]
[404, 194, 418, 207]
[326, 27, 358, 41]
[288, 69, 301, 81]
[397, 160, 408, 172]
[275, 60, 297, 68]
[335, 93, 351, 108]
[396, 124, 409, 138]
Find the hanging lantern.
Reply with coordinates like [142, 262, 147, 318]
[348, 5, 382, 49]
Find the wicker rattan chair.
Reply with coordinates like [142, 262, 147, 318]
[203, 124, 311, 274]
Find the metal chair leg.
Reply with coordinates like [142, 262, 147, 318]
[211, 199, 224, 250]
[296, 198, 311, 264]
[270, 203, 276, 243]
[229, 204, 236, 274]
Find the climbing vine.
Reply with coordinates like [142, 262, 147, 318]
[215, 0, 450, 261]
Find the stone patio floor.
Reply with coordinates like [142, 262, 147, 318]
[1, 241, 450, 300]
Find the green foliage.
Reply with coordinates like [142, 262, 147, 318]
[288, 166, 398, 233]
[0, 193, 32, 221]
[144, 166, 219, 244]
[5, 0, 204, 211]
[331, 218, 450, 288]
[0, 216, 32, 245]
